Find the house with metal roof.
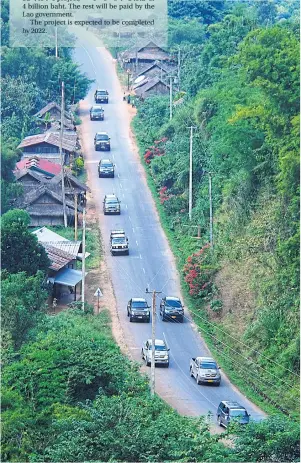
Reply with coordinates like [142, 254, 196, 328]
[17, 131, 78, 165]
[32, 227, 89, 305]
[15, 157, 62, 177]
[133, 60, 176, 81]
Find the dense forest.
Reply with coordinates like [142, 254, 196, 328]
[133, 0, 300, 417]
[1, 0, 300, 461]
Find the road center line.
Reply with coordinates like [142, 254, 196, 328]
[136, 240, 138, 246]
[142, 267, 146, 274]
[139, 253, 142, 259]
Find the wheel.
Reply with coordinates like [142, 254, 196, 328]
[162, 313, 166, 322]
[179, 316, 184, 323]
[216, 381, 221, 387]
[217, 416, 222, 427]
[165, 362, 169, 368]
[129, 316, 133, 322]
[190, 367, 194, 377]
[98, 174, 101, 178]
[108, 147, 111, 151]
[196, 375, 201, 385]
[145, 317, 150, 323]
[125, 250, 129, 256]
[145, 358, 150, 367]
[127, 310, 129, 317]
[103, 211, 107, 215]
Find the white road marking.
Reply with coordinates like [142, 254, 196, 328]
[142, 267, 146, 274]
[139, 254, 142, 259]
[122, 193, 125, 198]
[129, 216, 132, 222]
[125, 204, 128, 209]
[117, 173, 120, 178]
[120, 183, 123, 189]
[136, 240, 138, 246]
[132, 227, 135, 233]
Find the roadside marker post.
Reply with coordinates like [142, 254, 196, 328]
[94, 287, 103, 311]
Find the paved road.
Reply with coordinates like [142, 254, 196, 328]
[74, 41, 265, 424]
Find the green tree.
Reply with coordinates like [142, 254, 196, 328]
[1, 209, 50, 275]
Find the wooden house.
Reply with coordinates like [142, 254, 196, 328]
[133, 60, 175, 81]
[134, 77, 170, 99]
[15, 157, 62, 177]
[34, 102, 75, 132]
[17, 132, 78, 165]
[119, 41, 174, 73]
[14, 184, 82, 227]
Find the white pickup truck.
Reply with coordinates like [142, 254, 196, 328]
[190, 356, 221, 386]
[110, 230, 129, 255]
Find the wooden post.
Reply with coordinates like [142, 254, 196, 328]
[74, 194, 78, 240]
[81, 208, 86, 311]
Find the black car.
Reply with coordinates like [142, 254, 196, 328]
[103, 194, 120, 215]
[160, 296, 184, 322]
[127, 298, 150, 322]
[94, 89, 109, 104]
[94, 132, 110, 151]
[217, 401, 250, 428]
[90, 105, 104, 121]
[98, 159, 114, 178]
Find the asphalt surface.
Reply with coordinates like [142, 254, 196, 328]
[74, 41, 265, 425]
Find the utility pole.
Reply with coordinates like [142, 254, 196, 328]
[74, 194, 78, 240]
[145, 287, 162, 397]
[169, 76, 173, 120]
[59, 81, 67, 228]
[177, 48, 181, 89]
[55, 26, 58, 59]
[188, 126, 196, 221]
[81, 207, 86, 311]
[208, 172, 213, 250]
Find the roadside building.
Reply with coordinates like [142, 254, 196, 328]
[118, 41, 174, 73]
[17, 132, 78, 165]
[134, 76, 170, 99]
[15, 157, 62, 177]
[34, 102, 75, 132]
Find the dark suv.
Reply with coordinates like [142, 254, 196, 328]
[127, 298, 150, 322]
[90, 105, 104, 121]
[103, 194, 120, 215]
[98, 159, 114, 178]
[217, 401, 250, 428]
[94, 132, 111, 151]
[94, 89, 109, 104]
[160, 296, 184, 322]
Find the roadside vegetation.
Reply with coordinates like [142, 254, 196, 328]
[132, 1, 300, 419]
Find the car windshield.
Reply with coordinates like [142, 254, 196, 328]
[93, 108, 103, 113]
[132, 301, 147, 308]
[112, 238, 126, 244]
[148, 344, 167, 351]
[166, 299, 182, 308]
[97, 91, 107, 95]
[106, 199, 118, 204]
[97, 134, 109, 140]
[230, 410, 248, 417]
[200, 362, 217, 369]
[101, 163, 113, 167]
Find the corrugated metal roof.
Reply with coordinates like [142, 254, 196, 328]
[15, 158, 62, 176]
[17, 132, 77, 152]
[34, 102, 73, 121]
[135, 77, 169, 96]
[43, 241, 81, 257]
[54, 268, 87, 286]
[33, 227, 69, 242]
[43, 244, 74, 271]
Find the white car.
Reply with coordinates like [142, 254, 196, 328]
[141, 339, 170, 367]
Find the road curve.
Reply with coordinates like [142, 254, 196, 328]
[74, 39, 265, 424]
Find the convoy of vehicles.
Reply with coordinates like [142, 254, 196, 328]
[110, 230, 129, 255]
[127, 298, 150, 322]
[90, 105, 104, 121]
[98, 159, 115, 178]
[94, 89, 109, 104]
[94, 132, 111, 151]
[141, 339, 170, 367]
[160, 296, 184, 322]
[103, 194, 120, 215]
[92, 88, 250, 429]
[190, 357, 221, 386]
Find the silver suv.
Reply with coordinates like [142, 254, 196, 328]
[141, 339, 170, 367]
[103, 194, 120, 215]
[217, 401, 250, 428]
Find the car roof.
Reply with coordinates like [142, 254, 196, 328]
[132, 297, 147, 302]
[165, 296, 181, 302]
[96, 131, 108, 135]
[197, 357, 216, 363]
[147, 339, 166, 345]
[100, 159, 113, 163]
[105, 194, 118, 199]
[221, 401, 246, 410]
[96, 89, 108, 92]
[92, 105, 103, 108]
